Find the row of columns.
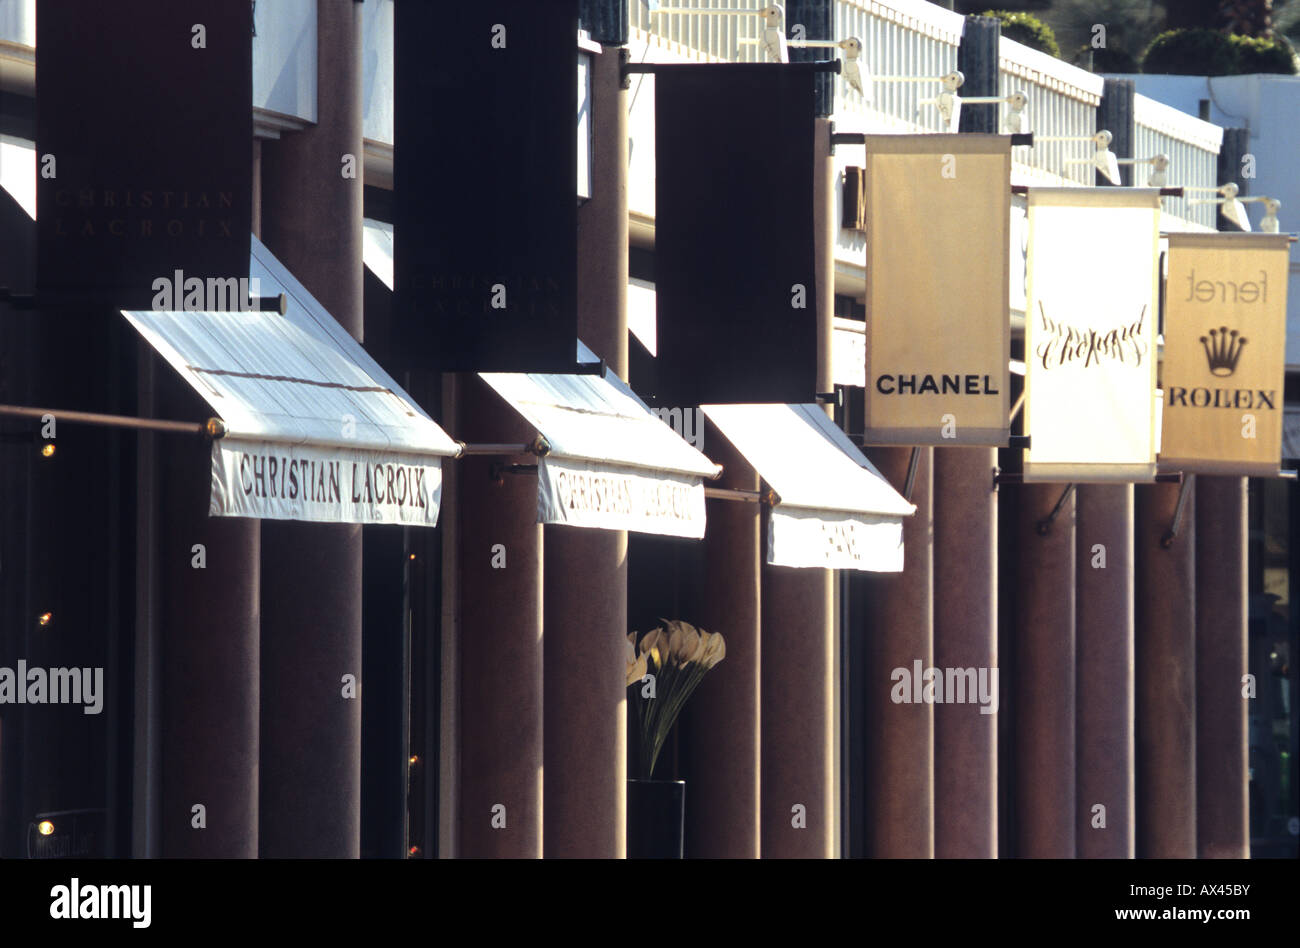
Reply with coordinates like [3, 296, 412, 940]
[145, 9, 1251, 860]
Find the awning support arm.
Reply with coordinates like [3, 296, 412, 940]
[903, 447, 920, 502]
[0, 403, 225, 439]
[457, 434, 551, 458]
[1036, 483, 1075, 535]
[704, 486, 780, 506]
[1160, 474, 1194, 549]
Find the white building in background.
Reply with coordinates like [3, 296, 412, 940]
[1109, 73, 1300, 370]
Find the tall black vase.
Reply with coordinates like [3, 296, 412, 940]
[626, 779, 685, 858]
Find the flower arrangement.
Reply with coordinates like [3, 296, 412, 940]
[626, 620, 726, 781]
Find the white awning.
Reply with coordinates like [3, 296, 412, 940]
[0, 134, 36, 220]
[362, 218, 393, 290]
[122, 235, 459, 526]
[700, 403, 916, 571]
[480, 364, 719, 538]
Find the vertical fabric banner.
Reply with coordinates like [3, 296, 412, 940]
[394, 1, 578, 372]
[863, 134, 1010, 445]
[1024, 188, 1160, 482]
[1159, 233, 1290, 474]
[36, 0, 252, 309]
[655, 64, 818, 405]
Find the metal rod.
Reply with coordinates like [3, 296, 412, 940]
[1036, 483, 1075, 535]
[0, 403, 222, 438]
[1160, 474, 1194, 548]
[707, 488, 764, 501]
[903, 446, 921, 502]
[622, 60, 839, 77]
[1010, 391, 1026, 422]
[458, 443, 533, 457]
[995, 471, 1182, 486]
[1009, 184, 1182, 197]
[457, 434, 550, 458]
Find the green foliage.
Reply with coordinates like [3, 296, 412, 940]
[1229, 33, 1298, 73]
[981, 10, 1062, 57]
[1141, 27, 1297, 74]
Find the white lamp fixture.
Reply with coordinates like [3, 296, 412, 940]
[1115, 153, 1171, 187]
[956, 89, 1029, 134]
[786, 35, 867, 100]
[653, 4, 788, 63]
[1037, 130, 1120, 185]
[1241, 196, 1282, 234]
[1186, 182, 1250, 231]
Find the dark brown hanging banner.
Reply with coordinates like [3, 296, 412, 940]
[35, 0, 252, 310]
[394, 1, 578, 373]
[654, 64, 818, 406]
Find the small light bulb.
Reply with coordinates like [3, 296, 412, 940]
[409, 755, 418, 765]
[408, 553, 416, 561]
[38, 820, 55, 836]
[41, 443, 55, 458]
[38, 612, 52, 627]
[408, 845, 420, 857]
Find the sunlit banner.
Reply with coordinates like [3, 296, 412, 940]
[1159, 233, 1290, 475]
[864, 135, 1010, 445]
[1024, 188, 1161, 482]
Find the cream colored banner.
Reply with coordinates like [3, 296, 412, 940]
[864, 135, 1010, 446]
[1159, 233, 1290, 475]
[1024, 188, 1161, 482]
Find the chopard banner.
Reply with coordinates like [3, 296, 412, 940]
[538, 457, 706, 539]
[1159, 232, 1290, 475]
[768, 506, 904, 572]
[864, 135, 1011, 445]
[210, 439, 443, 527]
[1024, 188, 1161, 482]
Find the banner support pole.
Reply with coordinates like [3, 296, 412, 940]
[1160, 473, 1194, 548]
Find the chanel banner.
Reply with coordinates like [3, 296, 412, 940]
[1159, 232, 1290, 475]
[1024, 188, 1161, 482]
[864, 135, 1011, 445]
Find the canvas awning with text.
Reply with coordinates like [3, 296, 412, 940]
[122, 235, 460, 526]
[701, 404, 917, 572]
[480, 357, 720, 539]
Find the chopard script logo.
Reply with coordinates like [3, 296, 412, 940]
[1035, 302, 1149, 370]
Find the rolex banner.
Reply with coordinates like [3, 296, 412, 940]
[1024, 188, 1160, 482]
[864, 135, 1011, 445]
[1159, 232, 1290, 474]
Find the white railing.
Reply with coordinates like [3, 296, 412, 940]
[1134, 93, 1222, 231]
[999, 37, 1103, 187]
[834, 0, 964, 133]
[631, 0, 768, 63]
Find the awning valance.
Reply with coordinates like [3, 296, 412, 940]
[122, 235, 459, 526]
[700, 403, 916, 571]
[480, 359, 719, 539]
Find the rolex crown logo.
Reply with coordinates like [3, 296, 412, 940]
[1200, 326, 1246, 377]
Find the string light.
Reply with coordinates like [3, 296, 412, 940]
[40, 443, 55, 458]
[38, 612, 52, 627]
[38, 820, 55, 836]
